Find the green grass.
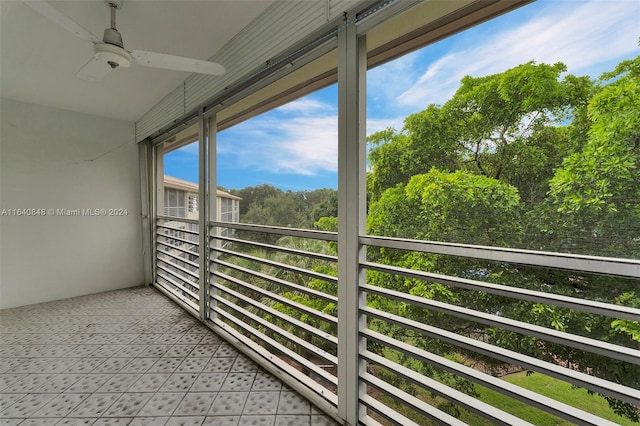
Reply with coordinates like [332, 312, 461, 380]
[374, 346, 636, 424]
[459, 371, 636, 425]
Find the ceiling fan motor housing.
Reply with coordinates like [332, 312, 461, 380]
[103, 27, 124, 48]
[94, 42, 132, 69]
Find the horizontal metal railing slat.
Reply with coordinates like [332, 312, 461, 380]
[363, 352, 532, 426]
[157, 223, 200, 237]
[358, 393, 437, 426]
[362, 260, 640, 321]
[361, 372, 483, 426]
[213, 294, 338, 366]
[210, 221, 338, 242]
[214, 246, 338, 284]
[362, 329, 622, 426]
[213, 270, 338, 325]
[362, 283, 640, 365]
[156, 264, 198, 288]
[157, 255, 200, 280]
[158, 215, 199, 225]
[212, 234, 338, 263]
[361, 235, 640, 278]
[157, 268, 199, 295]
[214, 258, 338, 304]
[362, 306, 640, 406]
[156, 231, 200, 248]
[156, 247, 200, 269]
[213, 305, 338, 386]
[214, 281, 338, 346]
[157, 239, 200, 257]
[209, 316, 340, 407]
[156, 275, 199, 303]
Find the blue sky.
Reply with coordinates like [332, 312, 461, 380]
[164, 0, 640, 191]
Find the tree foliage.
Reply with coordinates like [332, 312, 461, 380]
[230, 184, 337, 243]
[549, 55, 640, 259]
[368, 62, 592, 204]
[369, 168, 521, 244]
[366, 57, 640, 421]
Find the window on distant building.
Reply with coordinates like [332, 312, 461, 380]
[188, 194, 198, 213]
[164, 187, 186, 218]
[220, 197, 233, 222]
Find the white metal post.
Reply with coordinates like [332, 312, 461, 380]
[198, 109, 209, 320]
[207, 113, 218, 321]
[155, 145, 165, 217]
[138, 141, 153, 285]
[337, 20, 367, 425]
[153, 144, 165, 284]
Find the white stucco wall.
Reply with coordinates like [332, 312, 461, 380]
[0, 98, 145, 309]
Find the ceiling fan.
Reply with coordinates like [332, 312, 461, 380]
[23, 0, 226, 81]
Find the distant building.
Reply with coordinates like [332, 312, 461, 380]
[161, 176, 241, 267]
[163, 175, 240, 224]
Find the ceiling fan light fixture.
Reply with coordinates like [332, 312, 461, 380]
[94, 42, 131, 68]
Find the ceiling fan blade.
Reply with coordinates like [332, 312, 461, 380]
[23, 0, 100, 43]
[76, 58, 113, 82]
[131, 50, 226, 75]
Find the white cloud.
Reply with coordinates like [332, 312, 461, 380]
[367, 51, 420, 103]
[218, 111, 338, 176]
[276, 98, 335, 115]
[220, 112, 407, 176]
[272, 116, 338, 174]
[366, 116, 405, 136]
[397, 0, 639, 108]
[216, 93, 341, 176]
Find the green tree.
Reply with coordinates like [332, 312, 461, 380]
[365, 58, 640, 421]
[309, 189, 338, 222]
[549, 55, 640, 259]
[243, 192, 308, 228]
[233, 184, 337, 230]
[231, 184, 282, 217]
[369, 168, 522, 244]
[367, 62, 592, 204]
[367, 106, 460, 201]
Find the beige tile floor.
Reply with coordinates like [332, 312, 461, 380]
[0, 286, 337, 426]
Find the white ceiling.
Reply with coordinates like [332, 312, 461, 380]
[0, 0, 274, 122]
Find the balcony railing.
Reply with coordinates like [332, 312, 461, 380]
[155, 217, 640, 425]
[155, 216, 200, 312]
[163, 206, 187, 218]
[209, 222, 340, 411]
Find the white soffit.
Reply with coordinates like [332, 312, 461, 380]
[137, 0, 532, 143]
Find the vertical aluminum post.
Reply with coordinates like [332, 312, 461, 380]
[138, 141, 153, 285]
[207, 113, 218, 321]
[337, 21, 367, 425]
[198, 109, 209, 320]
[155, 145, 165, 217]
[154, 144, 165, 283]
